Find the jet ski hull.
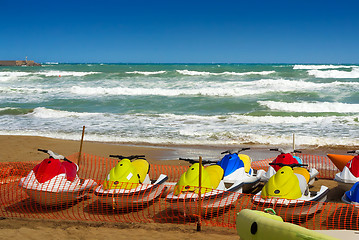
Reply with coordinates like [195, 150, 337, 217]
[252, 186, 329, 216]
[165, 181, 243, 216]
[94, 174, 168, 209]
[341, 194, 359, 207]
[19, 176, 97, 206]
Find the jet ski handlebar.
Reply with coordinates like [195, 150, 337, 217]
[37, 149, 71, 162]
[179, 158, 215, 164]
[269, 162, 308, 168]
[270, 148, 285, 153]
[109, 154, 146, 160]
[238, 147, 250, 153]
[269, 148, 302, 154]
[221, 147, 251, 155]
[347, 150, 359, 155]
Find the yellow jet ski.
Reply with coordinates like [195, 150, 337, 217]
[236, 208, 340, 240]
[165, 162, 243, 216]
[94, 155, 168, 209]
[252, 163, 329, 216]
[179, 148, 264, 193]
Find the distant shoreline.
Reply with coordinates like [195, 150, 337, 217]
[0, 60, 41, 66]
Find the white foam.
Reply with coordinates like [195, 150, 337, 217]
[39, 71, 100, 77]
[2, 129, 359, 149]
[0, 71, 32, 81]
[293, 65, 355, 70]
[307, 68, 359, 78]
[0, 107, 20, 113]
[67, 78, 359, 97]
[125, 71, 166, 75]
[176, 70, 275, 76]
[1, 107, 359, 148]
[29, 107, 101, 118]
[258, 101, 359, 113]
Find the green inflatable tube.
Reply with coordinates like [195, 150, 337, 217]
[236, 209, 339, 240]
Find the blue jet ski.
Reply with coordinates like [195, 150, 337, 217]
[342, 181, 359, 207]
[217, 148, 264, 191]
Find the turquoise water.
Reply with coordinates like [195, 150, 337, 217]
[0, 63, 359, 148]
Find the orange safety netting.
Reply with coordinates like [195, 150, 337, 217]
[0, 152, 358, 230]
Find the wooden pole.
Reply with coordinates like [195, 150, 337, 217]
[78, 126, 85, 167]
[197, 156, 202, 232]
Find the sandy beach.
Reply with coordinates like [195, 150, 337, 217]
[0, 135, 356, 239]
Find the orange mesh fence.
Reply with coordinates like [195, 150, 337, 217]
[1, 153, 357, 231]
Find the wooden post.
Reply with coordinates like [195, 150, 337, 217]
[197, 156, 202, 231]
[78, 126, 85, 167]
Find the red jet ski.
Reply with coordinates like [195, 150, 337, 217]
[260, 148, 318, 186]
[334, 150, 359, 184]
[19, 149, 97, 206]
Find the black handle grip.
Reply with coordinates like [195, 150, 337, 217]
[179, 158, 215, 164]
[347, 150, 356, 154]
[38, 149, 48, 153]
[269, 162, 308, 168]
[238, 147, 250, 152]
[221, 150, 231, 154]
[109, 155, 146, 160]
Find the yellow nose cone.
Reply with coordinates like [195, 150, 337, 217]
[261, 166, 302, 200]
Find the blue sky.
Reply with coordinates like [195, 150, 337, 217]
[1, 0, 358, 63]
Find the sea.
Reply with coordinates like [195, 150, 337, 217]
[1, 63, 359, 150]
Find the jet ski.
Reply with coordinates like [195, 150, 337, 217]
[327, 153, 354, 172]
[216, 148, 265, 191]
[334, 150, 359, 184]
[342, 181, 359, 207]
[180, 148, 264, 193]
[260, 148, 318, 186]
[19, 149, 97, 206]
[252, 163, 329, 216]
[94, 154, 168, 209]
[165, 162, 243, 216]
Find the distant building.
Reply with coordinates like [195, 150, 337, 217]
[0, 58, 41, 66]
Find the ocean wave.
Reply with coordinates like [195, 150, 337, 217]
[69, 85, 254, 96]
[125, 71, 166, 75]
[1, 129, 358, 149]
[27, 108, 359, 126]
[0, 107, 33, 115]
[0, 71, 33, 81]
[0, 86, 51, 94]
[258, 101, 359, 113]
[293, 65, 355, 70]
[176, 70, 275, 76]
[28, 107, 102, 118]
[307, 68, 359, 78]
[39, 70, 100, 77]
[69, 84, 277, 96]
[68, 78, 359, 97]
[1, 107, 359, 148]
